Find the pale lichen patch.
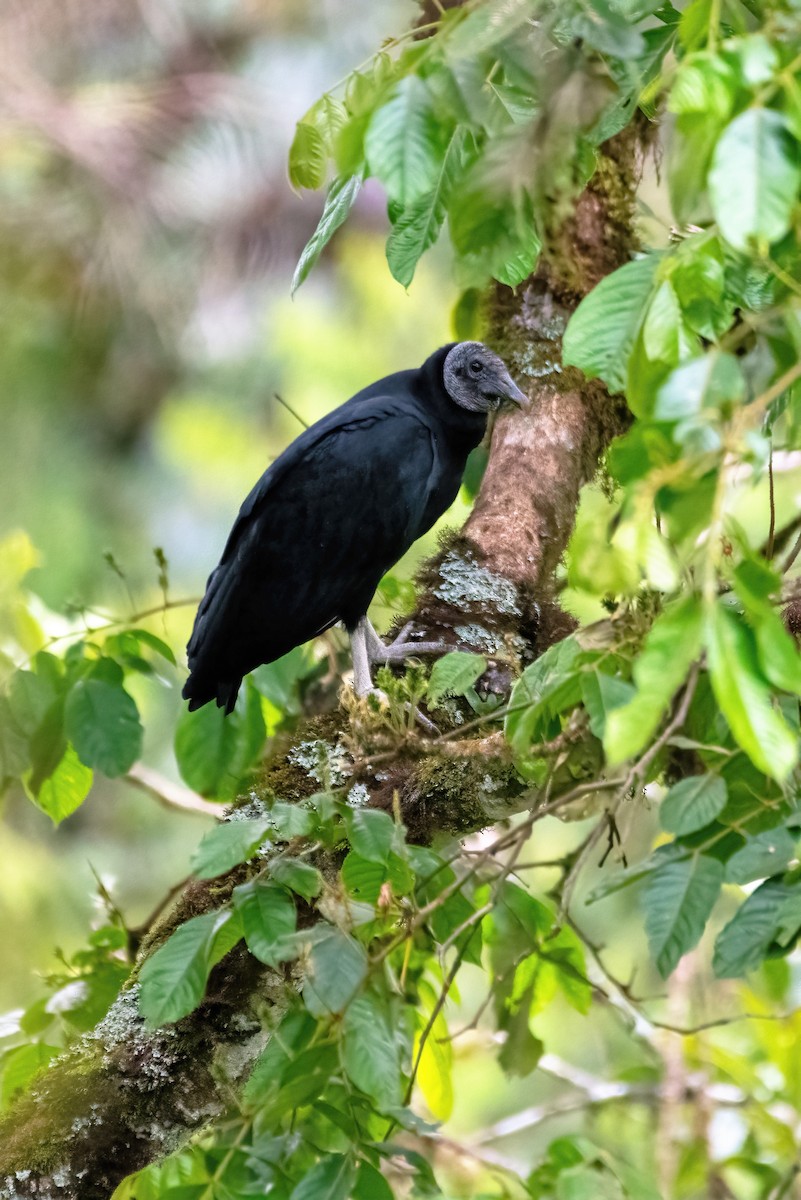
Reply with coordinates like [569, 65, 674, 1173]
[433, 551, 521, 617]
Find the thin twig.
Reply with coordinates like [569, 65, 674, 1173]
[273, 392, 309, 430]
[126, 762, 222, 818]
[767, 450, 776, 560]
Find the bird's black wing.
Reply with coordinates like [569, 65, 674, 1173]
[184, 398, 441, 711]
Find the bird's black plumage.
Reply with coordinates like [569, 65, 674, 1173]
[183, 342, 525, 713]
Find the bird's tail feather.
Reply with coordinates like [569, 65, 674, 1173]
[182, 672, 241, 715]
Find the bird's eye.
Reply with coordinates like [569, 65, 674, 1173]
[469, 359, 484, 375]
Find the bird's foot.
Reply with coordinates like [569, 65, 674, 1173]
[367, 621, 450, 664]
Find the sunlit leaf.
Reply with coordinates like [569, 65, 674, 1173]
[644, 851, 723, 976]
[709, 109, 801, 252]
[563, 256, 659, 394]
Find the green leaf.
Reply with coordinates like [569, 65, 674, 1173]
[341, 850, 414, 905]
[345, 807, 396, 865]
[291, 173, 363, 295]
[644, 852, 723, 976]
[342, 992, 402, 1108]
[449, 167, 541, 287]
[713, 878, 791, 978]
[288, 121, 327, 190]
[0, 697, 29, 786]
[653, 352, 744, 420]
[660, 775, 727, 836]
[243, 1008, 317, 1108]
[268, 856, 322, 900]
[725, 827, 796, 885]
[505, 637, 583, 754]
[1, 1043, 59, 1109]
[580, 671, 635, 740]
[289, 1154, 356, 1200]
[233, 879, 297, 966]
[301, 927, 368, 1017]
[190, 818, 273, 880]
[365, 76, 445, 207]
[562, 256, 659, 393]
[174, 683, 265, 798]
[65, 669, 142, 778]
[31, 743, 93, 824]
[386, 126, 467, 288]
[269, 800, 315, 840]
[353, 1162, 394, 1200]
[604, 595, 703, 764]
[705, 604, 797, 781]
[427, 651, 487, 707]
[414, 1007, 452, 1120]
[642, 280, 681, 363]
[709, 109, 801, 252]
[139, 909, 239, 1026]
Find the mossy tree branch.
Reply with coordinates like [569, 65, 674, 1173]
[0, 123, 650, 1200]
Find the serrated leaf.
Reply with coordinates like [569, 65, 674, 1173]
[288, 121, 327, 190]
[705, 604, 797, 781]
[301, 927, 368, 1017]
[562, 256, 659, 393]
[644, 852, 723, 976]
[709, 109, 801, 252]
[660, 774, 727, 836]
[725, 827, 796, 885]
[269, 801, 315, 840]
[139, 909, 239, 1026]
[449, 166, 541, 287]
[269, 856, 322, 900]
[65, 671, 142, 778]
[289, 1154, 356, 1200]
[713, 878, 791, 978]
[191, 818, 273, 880]
[31, 743, 93, 824]
[345, 807, 396, 864]
[427, 651, 487, 707]
[291, 174, 362, 295]
[233, 879, 297, 966]
[605, 595, 702, 764]
[341, 850, 414, 905]
[505, 637, 583, 754]
[342, 992, 402, 1108]
[386, 126, 467, 287]
[365, 75, 445, 207]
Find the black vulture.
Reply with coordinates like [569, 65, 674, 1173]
[183, 341, 526, 713]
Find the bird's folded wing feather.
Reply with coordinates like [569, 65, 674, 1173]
[187, 399, 440, 663]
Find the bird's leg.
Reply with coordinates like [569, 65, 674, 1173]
[363, 617, 449, 664]
[350, 618, 440, 734]
[350, 619, 375, 697]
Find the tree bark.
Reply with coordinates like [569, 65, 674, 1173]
[0, 121, 650, 1200]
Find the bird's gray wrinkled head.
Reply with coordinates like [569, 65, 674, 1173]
[443, 342, 528, 413]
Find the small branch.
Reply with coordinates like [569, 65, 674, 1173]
[126, 762, 222, 818]
[767, 451, 776, 560]
[783, 526, 801, 574]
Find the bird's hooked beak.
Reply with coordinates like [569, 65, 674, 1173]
[498, 372, 528, 408]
